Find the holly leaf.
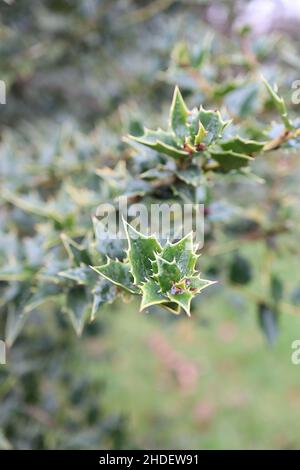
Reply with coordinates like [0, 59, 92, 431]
[161, 233, 198, 277]
[209, 149, 253, 171]
[125, 222, 162, 284]
[91, 259, 139, 294]
[166, 275, 215, 316]
[140, 279, 168, 311]
[220, 136, 265, 155]
[188, 276, 216, 292]
[175, 166, 202, 187]
[92, 223, 214, 317]
[154, 256, 181, 293]
[91, 278, 117, 321]
[128, 128, 188, 159]
[59, 266, 97, 285]
[167, 290, 194, 316]
[263, 77, 294, 130]
[194, 121, 207, 145]
[61, 234, 92, 266]
[127, 87, 230, 159]
[169, 86, 189, 140]
[64, 287, 90, 336]
[140, 280, 181, 315]
[196, 107, 229, 145]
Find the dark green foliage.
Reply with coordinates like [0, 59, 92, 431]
[229, 254, 253, 285]
[258, 303, 279, 347]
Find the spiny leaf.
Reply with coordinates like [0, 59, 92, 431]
[125, 222, 162, 284]
[140, 280, 181, 314]
[187, 276, 216, 292]
[167, 275, 215, 316]
[175, 166, 203, 187]
[169, 86, 189, 140]
[91, 260, 139, 294]
[263, 77, 294, 130]
[1, 188, 64, 224]
[64, 287, 90, 336]
[128, 128, 189, 158]
[197, 107, 229, 145]
[140, 279, 168, 311]
[194, 121, 207, 145]
[92, 223, 214, 318]
[220, 136, 265, 154]
[59, 267, 97, 285]
[161, 232, 198, 277]
[209, 149, 253, 171]
[91, 279, 117, 321]
[61, 234, 92, 266]
[167, 290, 193, 316]
[127, 87, 230, 159]
[155, 256, 181, 293]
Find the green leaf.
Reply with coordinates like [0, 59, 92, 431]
[24, 284, 63, 314]
[169, 86, 189, 139]
[59, 267, 97, 285]
[128, 128, 189, 159]
[175, 165, 202, 187]
[167, 275, 215, 316]
[194, 121, 207, 145]
[197, 107, 229, 145]
[229, 254, 252, 285]
[188, 276, 216, 292]
[220, 136, 265, 154]
[127, 88, 230, 158]
[209, 149, 253, 171]
[5, 305, 27, 348]
[270, 275, 284, 304]
[262, 77, 294, 130]
[155, 256, 181, 293]
[91, 260, 139, 294]
[140, 280, 181, 315]
[125, 222, 162, 284]
[91, 223, 214, 318]
[91, 279, 117, 321]
[140, 279, 168, 311]
[61, 234, 92, 266]
[1, 188, 64, 224]
[167, 290, 194, 316]
[258, 302, 279, 346]
[65, 287, 90, 336]
[161, 233, 198, 277]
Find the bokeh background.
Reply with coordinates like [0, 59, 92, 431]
[0, 0, 300, 450]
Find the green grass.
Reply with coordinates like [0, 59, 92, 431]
[76, 297, 300, 449]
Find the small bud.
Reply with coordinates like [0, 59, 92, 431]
[196, 143, 206, 152]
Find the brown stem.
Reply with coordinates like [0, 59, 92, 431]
[264, 128, 300, 152]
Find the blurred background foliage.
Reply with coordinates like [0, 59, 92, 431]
[0, 0, 300, 450]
